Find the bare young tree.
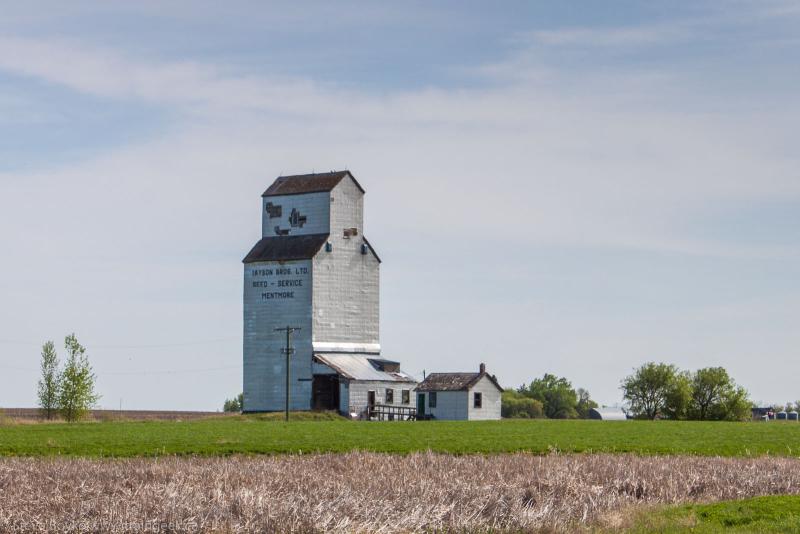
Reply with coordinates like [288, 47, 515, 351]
[36, 341, 61, 420]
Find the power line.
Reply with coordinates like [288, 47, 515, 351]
[0, 337, 240, 349]
[90, 338, 240, 349]
[0, 362, 242, 376]
[0, 363, 37, 372]
[100, 365, 242, 376]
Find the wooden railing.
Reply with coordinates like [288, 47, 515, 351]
[350, 404, 417, 421]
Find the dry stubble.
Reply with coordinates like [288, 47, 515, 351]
[1, 452, 799, 533]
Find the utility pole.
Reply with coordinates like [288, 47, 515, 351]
[275, 326, 301, 422]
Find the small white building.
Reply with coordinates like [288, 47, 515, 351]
[415, 363, 502, 420]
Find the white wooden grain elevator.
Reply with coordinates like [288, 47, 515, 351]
[243, 171, 416, 414]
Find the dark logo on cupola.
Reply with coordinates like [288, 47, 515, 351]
[289, 208, 307, 228]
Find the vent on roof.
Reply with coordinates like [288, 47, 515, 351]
[369, 359, 400, 373]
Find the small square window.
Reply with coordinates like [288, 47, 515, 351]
[385, 388, 394, 404]
[343, 227, 359, 238]
[474, 392, 482, 409]
[402, 389, 410, 404]
[429, 391, 437, 408]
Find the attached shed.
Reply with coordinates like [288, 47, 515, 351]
[415, 363, 502, 420]
[312, 354, 417, 418]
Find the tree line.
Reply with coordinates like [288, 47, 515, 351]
[621, 362, 751, 421]
[36, 334, 100, 422]
[503, 363, 757, 421]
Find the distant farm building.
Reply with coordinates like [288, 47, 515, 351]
[752, 407, 776, 420]
[415, 363, 502, 420]
[588, 407, 628, 421]
[242, 171, 417, 413]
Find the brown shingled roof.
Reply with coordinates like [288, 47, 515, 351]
[416, 371, 503, 392]
[243, 234, 329, 263]
[262, 170, 365, 197]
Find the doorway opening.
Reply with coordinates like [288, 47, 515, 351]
[312, 374, 340, 410]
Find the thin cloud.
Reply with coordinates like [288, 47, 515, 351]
[530, 24, 691, 48]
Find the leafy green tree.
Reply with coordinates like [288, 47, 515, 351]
[57, 334, 99, 422]
[714, 385, 751, 421]
[687, 367, 752, 421]
[576, 388, 599, 419]
[688, 367, 732, 420]
[501, 389, 544, 418]
[621, 362, 688, 420]
[525, 374, 579, 419]
[223, 393, 244, 413]
[663, 370, 692, 420]
[37, 341, 61, 420]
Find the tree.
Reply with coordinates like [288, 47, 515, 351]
[715, 385, 751, 421]
[621, 362, 688, 420]
[575, 388, 599, 419]
[223, 393, 244, 413]
[525, 374, 579, 419]
[663, 371, 692, 420]
[58, 334, 99, 422]
[688, 367, 732, 420]
[501, 389, 544, 418]
[36, 341, 61, 420]
[687, 367, 752, 421]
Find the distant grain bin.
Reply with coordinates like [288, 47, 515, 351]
[588, 408, 628, 421]
[242, 171, 415, 414]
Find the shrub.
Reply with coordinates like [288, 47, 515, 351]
[502, 390, 544, 418]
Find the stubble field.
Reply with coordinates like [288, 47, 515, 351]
[2, 452, 800, 533]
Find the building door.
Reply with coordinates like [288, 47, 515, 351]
[417, 393, 425, 417]
[312, 375, 339, 411]
[367, 390, 376, 419]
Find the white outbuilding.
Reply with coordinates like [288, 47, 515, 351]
[415, 363, 502, 420]
[588, 407, 628, 421]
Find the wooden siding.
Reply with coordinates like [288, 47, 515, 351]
[243, 259, 313, 412]
[466, 375, 502, 420]
[262, 191, 330, 238]
[420, 390, 469, 420]
[312, 177, 379, 346]
[342, 380, 415, 415]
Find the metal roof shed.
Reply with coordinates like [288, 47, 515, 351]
[588, 408, 628, 421]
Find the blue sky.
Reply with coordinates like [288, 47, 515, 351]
[1, 1, 798, 410]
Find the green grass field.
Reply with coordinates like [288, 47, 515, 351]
[629, 496, 800, 533]
[1, 416, 799, 457]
